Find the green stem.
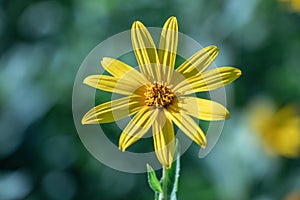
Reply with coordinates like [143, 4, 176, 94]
[160, 166, 168, 200]
[150, 140, 180, 200]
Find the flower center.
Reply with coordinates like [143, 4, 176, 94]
[144, 82, 175, 108]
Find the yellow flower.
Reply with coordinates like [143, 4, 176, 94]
[81, 16, 241, 168]
[284, 191, 300, 200]
[279, 0, 300, 13]
[249, 99, 300, 158]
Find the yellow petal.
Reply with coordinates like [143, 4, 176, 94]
[176, 46, 219, 78]
[101, 57, 148, 85]
[83, 75, 141, 96]
[178, 96, 229, 121]
[81, 96, 143, 124]
[175, 67, 242, 95]
[131, 21, 160, 81]
[158, 16, 178, 83]
[119, 106, 159, 151]
[152, 110, 175, 168]
[166, 104, 207, 148]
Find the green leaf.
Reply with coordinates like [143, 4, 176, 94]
[147, 164, 163, 193]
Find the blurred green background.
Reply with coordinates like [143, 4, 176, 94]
[1, 0, 300, 199]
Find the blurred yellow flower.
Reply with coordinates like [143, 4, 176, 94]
[279, 0, 300, 13]
[249, 98, 300, 158]
[81, 16, 241, 168]
[284, 191, 300, 200]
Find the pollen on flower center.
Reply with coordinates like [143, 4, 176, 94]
[144, 82, 175, 108]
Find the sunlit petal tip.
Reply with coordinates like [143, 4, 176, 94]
[225, 110, 230, 119]
[200, 137, 207, 149]
[120, 146, 126, 152]
[171, 18, 178, 32]
[118, 141, 126, 152]
[100, 57, 113, 66]
[81, 112, 95, 125]
[192, 134, 207, 149]
[168, 16, 177, 25]
[132, 21, 145, 29]
[231, 68, 242, 80]
[82, 75, 98, 86]
[82, 76, 90, 85]
[209, 45, 219, 51]
[100, 57, 108, 62]
[119, 133, 133, 152]
[81, 114, 92, 124]
[234, 68, 242, 76]
[119, 140, 125, 151]
[81, 118, 96, 125]
[199, 137, 207, 149]
[168, 16, 177, 21]
[207, 45, 220, 56]
[163, 16, 178, 32]
[202, 45, 219, 54]
[81, 118, 87, 125]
